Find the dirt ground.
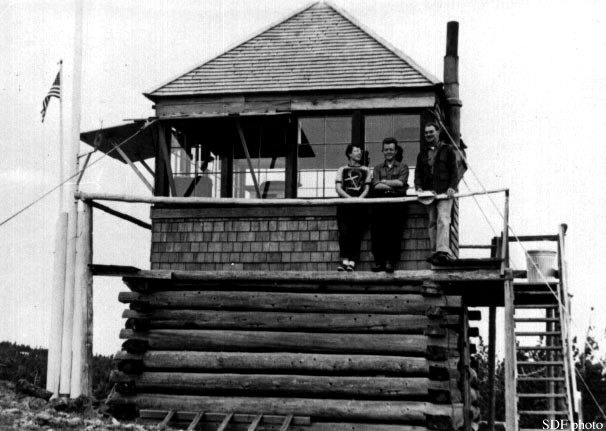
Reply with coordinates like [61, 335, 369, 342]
[0, 380, 167, 431]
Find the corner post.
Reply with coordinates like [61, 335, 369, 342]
[71, 199, 93, 396]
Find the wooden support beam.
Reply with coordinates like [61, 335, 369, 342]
[279, 414, 293, 431]
[114, 351, 441, 375]
[89, 201, 151, 230]
[139, 158, 154, 177]
[112, 141, 153, 193]
[488, 306, 496, 431]
[76, 188, 509, 206]
[112, 394, 461, 423]
[216, 412, 233, 431]
[152, 123, 168, 197]
[71, 202, 93, 397]
[158, 124, 177, 196]
[125, 279, 427, 293]
[121, 309, 460, 333]
[119, 329, 457, 356]
[118, 291, 462, 314]
[158, 409, 175, 430]
[247, 414, 263, 431]
[110, 371, 444, 398]
[186, 411, 204, 431]
[76, 151, 93, 186]
[284, 116, 298, 198]
[235, 118, 261, 198]
[504, 274, 517, 430]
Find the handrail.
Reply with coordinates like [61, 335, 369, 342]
[74, 187, 509, 206]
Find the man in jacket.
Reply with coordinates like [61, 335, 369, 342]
[415, 122, 458, 264]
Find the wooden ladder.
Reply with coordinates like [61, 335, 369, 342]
[514, 301, 571, 430]
[509, 227, 576, 431]
[157, 411, 295, 431]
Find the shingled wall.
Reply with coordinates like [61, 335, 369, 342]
[150, 202, 434, 272]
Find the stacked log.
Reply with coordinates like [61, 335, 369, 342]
[109, 272, 469, 430]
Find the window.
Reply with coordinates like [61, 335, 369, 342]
[232, 121, 286, 199]
[298, 116, 352, 198]
[170, 132, 221, 197]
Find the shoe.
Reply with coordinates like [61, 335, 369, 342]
[346, 263, 355, 272]
[371, 263, 385, 272]
[337, 263, 347, 271]
[385, 262, 395, 273]
[426, 254, 439, 265]
[433, 252, 456, 265]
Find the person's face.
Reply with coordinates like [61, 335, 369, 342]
[349, 146, 362, 163]
[424, 125, 440, 145]
[382, 143, 396, 162]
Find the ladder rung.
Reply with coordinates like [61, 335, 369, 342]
[514, 317, 559, 322]
[517, 346, 562, 350]
[518, 393, 567, 398]
[518, 377, 565, 381]
[519, 410, 568, 415]
[518, 361, 564, 366]
[515, 331, 561, 336]
[515, 304, 559, 308]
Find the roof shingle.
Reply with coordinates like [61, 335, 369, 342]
[147, 2, 439, 98]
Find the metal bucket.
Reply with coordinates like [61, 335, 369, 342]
[526, 250, 557, 282]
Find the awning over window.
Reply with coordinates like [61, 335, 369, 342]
[80, 120, 155, 164]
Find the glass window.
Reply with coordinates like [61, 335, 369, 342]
[232, 122, 286, 199]
[298, 116, 352, 198]
[365, 114, 420, 189]
[170, 132, 221, 198]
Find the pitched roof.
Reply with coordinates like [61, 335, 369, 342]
[146, 2, 439, 98]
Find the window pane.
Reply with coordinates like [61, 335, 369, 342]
[365, 115, 393, 143]
[298, 116, 352, 198]
[393, 115, 420, 142]
[365, 142, 383, 169]
[300, 118, 324, 145]
[326, 116, 351, 144]
[325, 143, 346, 170]
[401, 141, 419, 167]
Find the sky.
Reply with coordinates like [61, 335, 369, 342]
[1, 0, 606, 357]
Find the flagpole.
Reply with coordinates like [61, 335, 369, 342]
[46, 59, 66, 397]
[59, 60, 64, 205]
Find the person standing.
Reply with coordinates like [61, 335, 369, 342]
[370, 137, 409, 273]
[335, 144, 371, 271]
[415, 122, 459, 264]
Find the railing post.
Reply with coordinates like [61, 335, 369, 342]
[501, 190, 517, 430]
[558, 223, 578, 423]
[504, 269, 517, 431]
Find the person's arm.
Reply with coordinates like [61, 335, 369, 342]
[335, 167, 351, 198]
[371, 165, 381, 188]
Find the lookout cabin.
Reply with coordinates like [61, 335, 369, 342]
[71, 2, 579, 431]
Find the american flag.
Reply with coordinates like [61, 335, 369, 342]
[41, 71, 60, 122]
